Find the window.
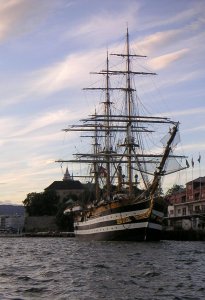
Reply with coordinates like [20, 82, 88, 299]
[177, 209, 181, 215]
[189, 205, 193, 214]
[195, 205, 200, 213]
[169, 210, 174, 217]
[182, 207, 186, 216]
[181, 196, 186, 203]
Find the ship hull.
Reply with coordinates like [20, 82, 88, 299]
[75, 224, 162, 241]
[74, 200, 163, 241]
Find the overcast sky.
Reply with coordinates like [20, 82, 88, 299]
[0, 0, 205, 204]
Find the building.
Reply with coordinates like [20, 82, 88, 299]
[45, 167, 85, 202]
[166, 177, 205, 231]
[0, 214, 25, 233]
[24, 168, 93, 233]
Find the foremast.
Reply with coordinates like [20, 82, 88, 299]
[149, 123, 179, 197]
[140, 123, 180, 221]
[93, 111, 100, 202]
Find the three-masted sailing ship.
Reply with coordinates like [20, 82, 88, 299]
[57, 29, 187, 241]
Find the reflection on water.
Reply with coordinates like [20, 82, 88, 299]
[0, 238, 204, 299]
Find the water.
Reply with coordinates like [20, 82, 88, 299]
[0, 238, 204, 300]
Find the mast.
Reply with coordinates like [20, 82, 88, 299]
[104, 52, 111, 200]
[93, 111, 100, 202]
[110, 28, 157, 196]
[80, 53, 113, 202]
[126, 27, 133, 196]
[149, 123, 180, 196]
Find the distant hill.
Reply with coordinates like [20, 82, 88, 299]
[0, 205, 25, 216]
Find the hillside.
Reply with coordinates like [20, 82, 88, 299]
[0, 205, 25, 216]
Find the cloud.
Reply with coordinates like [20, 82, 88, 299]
[0, 110, 69, 150]
[0, 0, 204, 204]
[149, 48, 189, 70]
[0, 0, 58, 41]
[161, 107, 205, 118]
[11, 109, 72, 137]
[135, 14, 205, 56]
[29, 53, 93, 94]
[0, 117, 19, 136]
[135, 29, 185, 55]
[181, 143, 205, 151]
[0, 160, 60, 202]
[63, 2, 140, 46]
[0, 49, 107, 109]
[183, 125, 205, 133]
[1, 4, 202, 107]
[140, 2, 205, 32]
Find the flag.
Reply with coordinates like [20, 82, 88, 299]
[191, 158, 194, 168]
[98, 166, 107, 177]
[186, 160, 190, 168]
[198, 154, 201, 163]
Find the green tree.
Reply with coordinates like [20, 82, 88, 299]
[166, 184, 184, 196]
[55, 202, 74, 231]
[55, 193, 79, 231]
[62, 193, 79, 204]
[23, 190, 59, 216]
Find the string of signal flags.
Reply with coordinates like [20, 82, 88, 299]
[186, 154, 201, 168]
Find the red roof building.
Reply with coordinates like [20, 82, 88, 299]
[167, 177, 205, 230]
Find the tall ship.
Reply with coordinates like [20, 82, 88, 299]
[58, 29, 188, 241]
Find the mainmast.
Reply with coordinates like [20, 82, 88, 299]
[109, 28, 157, 197]
[104, 52, 112, 200]
[126, 27, 134, 196]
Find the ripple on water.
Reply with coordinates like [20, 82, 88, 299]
[0, 239, 205, 300]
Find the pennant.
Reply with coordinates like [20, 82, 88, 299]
[198, 154, 201, 163]
[191, 158, 194, 168]
[186, 160, 190, 168]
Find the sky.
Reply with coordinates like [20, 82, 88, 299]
[0, 0, 205, 205]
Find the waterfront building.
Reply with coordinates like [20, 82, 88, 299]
[166, 177, 205, 230]
[0, 214, 25, 233]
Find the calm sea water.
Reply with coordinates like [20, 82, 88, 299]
[0, 238, 204, 300]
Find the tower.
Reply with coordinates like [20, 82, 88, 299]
[63, 167, 72, 181]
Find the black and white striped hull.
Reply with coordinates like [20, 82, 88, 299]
[74, 201, 164, 241]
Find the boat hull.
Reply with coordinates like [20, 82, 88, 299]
[75, 225, 162, 241]
[74, 200, 164, 241]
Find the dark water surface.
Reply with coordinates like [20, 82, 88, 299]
[0, 238, 204, 300]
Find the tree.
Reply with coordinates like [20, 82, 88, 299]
[23, 190, 59, 216]
[55, 193, 79, 231]
[55, 202, 74, 231]
[23, 192, 42, 216]
[165, 184, 184, 196]
[62, 193, 79, 204]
